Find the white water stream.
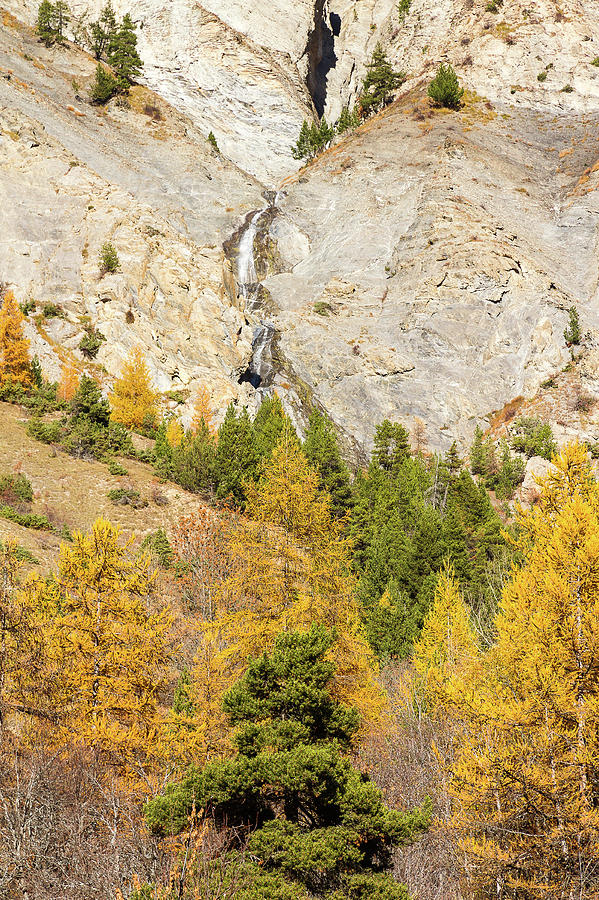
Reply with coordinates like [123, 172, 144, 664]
[235, 193, 283, 389]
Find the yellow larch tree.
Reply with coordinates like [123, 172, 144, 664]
[57, 359, 79, 402]
[412, 563, 478, 712]
[183, 422, 386, 761]
[0, 290, 31, 387]
[109, 345, 158, 429]
[0, 540, 42, 736]
[191, 385, 215, 436]
[18, 519, 172, 785]
[165, 417, 184, 448]
[448, 443, 599, 899]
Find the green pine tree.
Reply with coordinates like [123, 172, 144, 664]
[171, 422, 215, 494]
[372, 419, 411, 474]
[469, 425, 487, 476]
[145, 626, 430, 898]
[90, 0, 117, 59]
[336, 105, 359, 134]
[427, 62, 464, 110]
[53, 0, 69, 43]
[359, 43, 405, 116]
[30, 355, 43, 390]
[69, 374, 110, 428]
[494, 438, 526, 500]
[107, 12, 143, 91]
[214, 404, 258, 508]
[252, 395, 290, 463]
[90, 63, 119, 103]
[291, 120, 312, 161]
[445, 440, 462, 475]
[303, 409, 352, 517]
[37, 1, 57, 46]
[564, 305, 581, 345]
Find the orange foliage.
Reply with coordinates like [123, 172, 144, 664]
[57, 360, 79, 402]
[191, 386, 215, 436]
[0, 290, 31, 386]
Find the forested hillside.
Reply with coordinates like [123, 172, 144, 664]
[3, 0, 599, 896]
[2, 281, 599, 898]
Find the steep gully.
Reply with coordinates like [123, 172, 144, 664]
[228, 191, 282, 394]
[227, 0, 340, 392]
[221, 0, 347, 435]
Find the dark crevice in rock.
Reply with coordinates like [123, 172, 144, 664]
[306, 0, 338, 117]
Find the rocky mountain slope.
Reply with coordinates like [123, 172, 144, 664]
[2, 1, 599, 454]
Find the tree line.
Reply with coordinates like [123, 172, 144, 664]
[36, 0, 143, 103]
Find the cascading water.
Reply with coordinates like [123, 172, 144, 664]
[237, 207, 265, 307]
[235, 192, 283, 390]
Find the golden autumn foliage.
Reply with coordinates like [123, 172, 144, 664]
[0, 540, 42, 733]
[191, 385, 215, 436]
[17, 519, 172, 781]
[412, 564, 478, 711]
[179, 424, 387, 762]
[57, 359, 80, 402]
[109, 345, 158, 429]
[165, 418, 184, 448]
[447, 443, 599, 898]
[0, 290, 31, 387]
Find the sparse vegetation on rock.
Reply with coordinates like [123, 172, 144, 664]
[564, 305, 581, 345]
[359, 43, 406, 116]
[510, 416, 556, 459]
[36, 0, 70, 47]
[427, 62, 464, 109]
[90, 62, 119, 104]
[78, 325, 106, 359]
[98, 241, 119, 274]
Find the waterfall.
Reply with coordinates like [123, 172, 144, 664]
[234, 193, 284, 390]
[237, 207, 267, 304]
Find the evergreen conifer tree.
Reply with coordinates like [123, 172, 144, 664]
[146, 627, 430, 899]
[171, 422, 216, 494]
[107, 13, 143, 91]
[427, 62, 463, 110]
[153, 419, 173, 481]
[564, 304, 581, 345]
[90, 63, 118, 103]
[469, 425, 487, 476]
[53, 0, 69, 43]
[30, 355, 43, 389]
[214, 404, 258, 507]
[359, 43, 405, 116]
[251, 394, 289, 464]
[303, 408, 352, 517]
[36, 0, 57, 47]
[90, 0, 117, 59]
[336, 105, 359, 134]
[291, 120, 312, 160]
[445, 440, 462, 475]
[69, 374, 110, 427]
[372, 419, 411, 474]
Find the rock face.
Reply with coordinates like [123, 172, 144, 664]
[9, 0, 599, 182]
[2, 1, 599, 454]
[0, 19, 264, 421]
[265, 93, 599, 450]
